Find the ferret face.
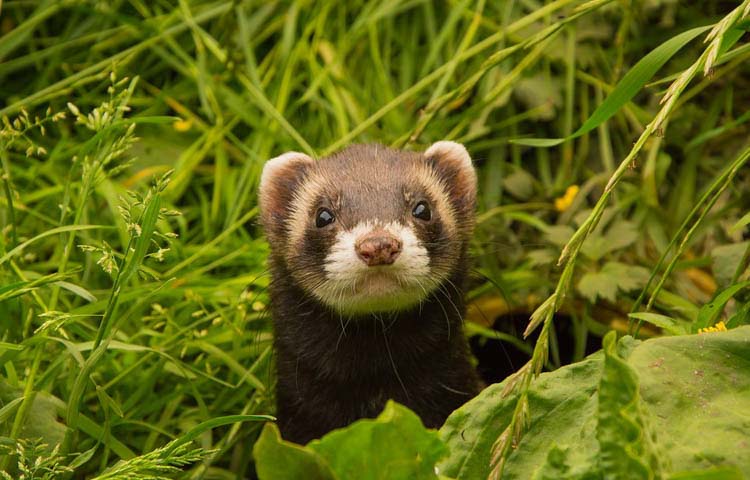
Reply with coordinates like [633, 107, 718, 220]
[259, 142, 476, 315]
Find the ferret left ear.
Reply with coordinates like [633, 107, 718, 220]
[259, 151, 315, 239]
[424, 141, 477, 213]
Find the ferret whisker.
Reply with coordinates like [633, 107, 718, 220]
[246, 267, 273, 286]
[431, 287, 452, 340]
[335, 311, 348, 351]
[468, 268, 511, 307]
[438, 282, 463, 322]
[377, 315, 410, 401]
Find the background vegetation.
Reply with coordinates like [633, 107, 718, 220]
[1, 0, 748, 478]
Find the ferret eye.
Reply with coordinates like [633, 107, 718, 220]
[412, 201, 431, 221]
[315, 208, 335, 228]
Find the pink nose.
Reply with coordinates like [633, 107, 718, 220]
[355, 234, 402, 266]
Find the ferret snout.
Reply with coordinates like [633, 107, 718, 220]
[355, 232, 402, 266]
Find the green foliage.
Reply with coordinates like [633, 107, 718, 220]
[254, 401, 447, 480]
[596, 332, 663, 478]
[510, 24, 713, 147]
[253, 328, 750, 479]
[439, 327, 750, 479]
[1, 0, 749, 477]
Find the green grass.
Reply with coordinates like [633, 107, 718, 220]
[1, 0, 749, 478]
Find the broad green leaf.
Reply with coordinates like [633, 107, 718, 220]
[439, 354, 602, 479]
[253, 423, 336, 480]
[440, 327, 750, 478]
[711, 242, 749, 288]
[527, 249, 557, 267]
[600, 262, 650, 292]
[502, 168, 536, 201]
[600, 222, 640, 254]
[511, 25, 712, 147]
[309, 401, 448, 480]
[514, 75, 561, 121]
[597, 331, 663, 477]
[577, 262, 649, 303]
[578, 270, 619, 302]
[0, 381, 66, 450]
[532, 444, 599, 480]
[581, 222, 640, 261]
[545, 225, 575, 247]
[627, 328, 750, 474]
[254, 402, 448, 480]
[669, 467, 744, 480]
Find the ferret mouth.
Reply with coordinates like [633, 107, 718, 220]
[351, 269, 403, 294]
[311, 267, 438, 315]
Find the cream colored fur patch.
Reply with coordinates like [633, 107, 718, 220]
[313, 221, 443, 314]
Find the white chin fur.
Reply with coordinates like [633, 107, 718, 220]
[313, 221, 441, 314]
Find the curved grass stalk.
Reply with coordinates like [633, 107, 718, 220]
[0, 3, 233, 118]
[47, 78, 139, 311]
[322, 0, 590, 155]
[488, 1, 750, 477]
[400, 0, 614, 148]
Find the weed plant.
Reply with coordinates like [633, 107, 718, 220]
[1, 0, 749, 477]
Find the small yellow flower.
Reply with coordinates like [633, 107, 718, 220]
[173, 118, 193, 132]
[252, 301, 266, 312]
[698, 321, 727, 334]
[554, 185, 580, 212]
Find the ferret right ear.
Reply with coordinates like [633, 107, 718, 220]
[424, 141, 477, 215]
[259, 152, 315, 232]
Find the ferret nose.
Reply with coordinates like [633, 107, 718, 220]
[355, 234, 402, 266]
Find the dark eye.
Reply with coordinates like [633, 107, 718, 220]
[412, 201, 431, 221]
[315, 208, 335, 228]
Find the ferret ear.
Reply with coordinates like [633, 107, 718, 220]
[424, 141, 477, 214]
[259, 151, 315, 233]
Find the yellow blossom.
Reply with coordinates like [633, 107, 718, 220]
[698, 321, 727, 334]
[173, 118, 193, 132]
[554, 185, 579, 212]
[252, 301, 266, 312]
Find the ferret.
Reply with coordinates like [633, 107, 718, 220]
[258, 141, 481, 444]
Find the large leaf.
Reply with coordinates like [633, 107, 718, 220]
[577, 262, 650, 303]
[439, 354, 602, 479]
[581, 222, 640, 261]
[627, 330, 750, 474]
[439, 327, 750, 478]
[0, 381, 67, 450]
[253, 423, 336, 480]
[596, 332, 663, 477]
[254, 401, 448, 480]
[711, 242, 749, 288]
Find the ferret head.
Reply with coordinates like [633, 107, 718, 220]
[259, 142, 476, 315]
